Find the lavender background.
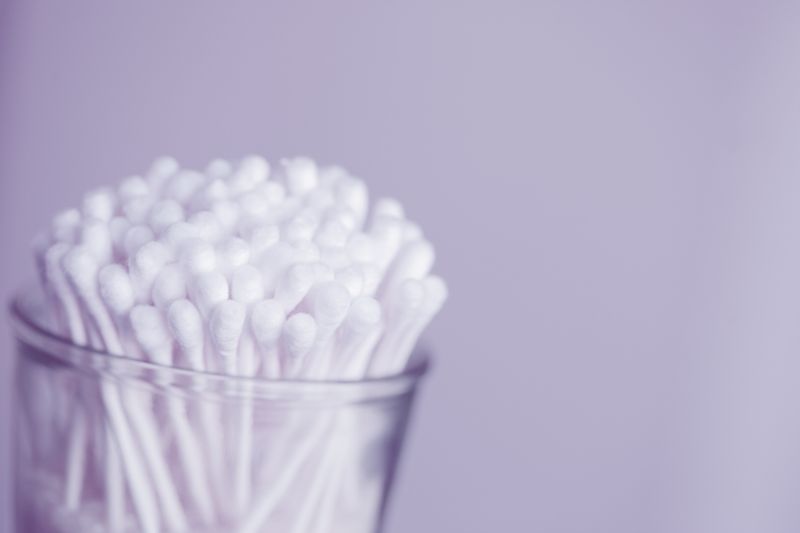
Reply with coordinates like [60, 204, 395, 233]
[4, 2, 800, 532]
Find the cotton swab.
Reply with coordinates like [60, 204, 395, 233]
[280, 313, 317, 379]
[130, 304, 217, 526]
[333, 296, 383, 379]
[209, 300, 247, 376]
[151, 264, 187, 310]
[368, 278, 426, 377]
[230, 265, 264, 515]
[303, 282, 351, 379]
[166, 299, 206, 371]
[122, 225, 155, 259]
[377, 239, 435, 299]
[128, 306, 190, 532]
[33, 154, 448, 533]
[167, 298, 225, 522]
[190, 271, 229, 320]
[385, 275, 449, 375]
[274, 263, 315, 314]
[250, 299, 285, 378]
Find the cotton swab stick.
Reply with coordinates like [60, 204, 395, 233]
[44, 244, 88, 344]
[385, 275, 449, 375]
[231, 264, 264, 513]
[63, 248, 129, 531]
[128, 307, 190, 532]
[63, 248, 124, 355]
[368, 278, 426, 377]
[167, 298, 224, 522]
[95, 265, 163, 533]
[333, 296, 383, 379]
[130, 304, 216, 526]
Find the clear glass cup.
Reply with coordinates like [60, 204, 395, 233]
[9, 289, 429, 533]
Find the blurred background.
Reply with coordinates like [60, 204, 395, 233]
[4, 1, 800, 532]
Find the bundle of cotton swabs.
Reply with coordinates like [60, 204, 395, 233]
[30, 155, 446, 533]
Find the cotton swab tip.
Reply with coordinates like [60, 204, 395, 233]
[98, 264, 135, 315]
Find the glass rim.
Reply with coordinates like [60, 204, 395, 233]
[8, 287, 431, 398]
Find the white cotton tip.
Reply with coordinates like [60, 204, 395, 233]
[211, 200, 240, 233]
[315, 218, 349, 248]
[319, 246, 350, 270]
[62, 246, 100, 294]
[109, 217, 131, 255]
[122, 196, 154, 225]
[372, 198, 405, 221]
[305, 187, 335, 213]
[420, 275, 449, 317]
[292, 240, 321, 264]
[146, 156, 179, 186]
[117, 176, 150, 201]
[346, 296, 382, 333]
[52, 209, 82, 243]
[283, 214, 318, 244]
[180, 239, 217, 275]
[311, 281, 351, 329]
[163, 170, 206, 204]
[335, 178, 368, 225]
[80, 219, 113, 264]
[167, 299, 205, 369]
[148, 199, 185, 235]
[247, 225, 280, 257]
[323, 207, 358, 234]
[311, 262, 335, 284]
[129, 241, 171, 300]
[379, 239, 435, 297]
[189, 271, 229, 318]
[231, 265, 264, 304]
[162, 221, 201, 253]
[228, 155, 269, 194]
[346, 234, 375, 264]
[216, 237, 251, 273]
[281, 313, 317, 376]
[403, 221, 423, 242]
[387, 278, 426, 320]
[256, 242, 296, 293]
[129, 305, 173, 364]
[250, 299, 285, 347]
[259, 181, 286, 205]
[209, 300, 246, 370]
[282, 157, 319, 196]
[275, 263, 316, 313]
[318, 165, 349, 189]
[152, 264, 187, 309]
[98, 264, 135, 316]
[359, 262, 382, 296]
[82, 188, 116, 222]
[123, 225, 155, 258]
[188, 211, 224, 242]
[237, 190, 270, 219]
[206, 159, 233, 180]
[336, 265, 365, 298]
[370, 215, 404, 269]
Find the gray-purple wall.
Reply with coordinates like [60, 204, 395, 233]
[4, 2, 800, 532]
